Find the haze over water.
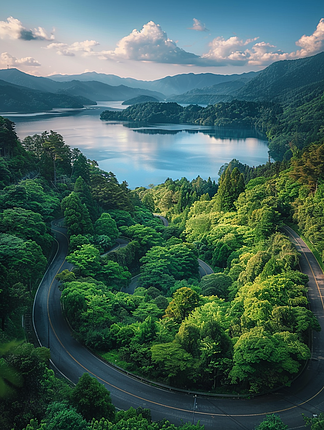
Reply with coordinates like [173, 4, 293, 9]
[7, 104, 270, 189]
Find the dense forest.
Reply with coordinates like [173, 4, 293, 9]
[0, 71, 324, 430]
[100, 89, 324, 161]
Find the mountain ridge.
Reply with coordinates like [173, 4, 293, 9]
[0, 79, 96, 113]
[49, 70, 259, 96]
[0, 51, 323, 111]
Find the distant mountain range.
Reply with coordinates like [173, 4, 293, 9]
[0, 69, 164, 113]
[0, 51, 323, 112]
[0, 79, 95, 112]
[50, 70, 259, 97]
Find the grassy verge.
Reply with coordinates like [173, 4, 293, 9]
[287, 223, 324, 273]
[100, 349, 133, 372]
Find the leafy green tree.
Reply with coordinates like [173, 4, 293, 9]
[95, 213, 119, 241]
[0, 281, 29, 330]
[230, 327, 310, 392]
[0, 234, 46, 328]
[0, 340, 23, 398]
[238, 251, 271, 285]
[74, 176, 97, 221]
[164, 287, 200, 322]
[72, 153, 91, 183]
[101, 260, 131, 290]
[0, 156, 11, 187]
[71, 373, 115, 422]
[0, 207, 52, 254]
[151, 342, 195, 386]
[0, 116, 19, 158]
[42, 130, 72, 185]
[2, 343, 52, 429]
[108, 209, 135, 228]
[290, 143, 324, 192]
[67, 244, 101, 277]
[45, 401, 89, 430]
[69, 235, 91, 252]
[175, 322, 200, 356]
[91, 172, 133, 212]
[198, 320, 233, 389]
[136, 316, 158, 344]
[140, 243, 199, 293]
[0, 179, 60, 222]
[250, 206, 280, 240]
[199, 273, 232, 299]
[216, 167, 245, 212]
[303, 412, 324, 430]
[62, 192, 94, 236]
[255, 414, 288, 430]
[121, 224, 163, 254]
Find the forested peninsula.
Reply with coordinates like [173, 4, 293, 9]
[100, 94, 324, 162]
[1, 71, 324, 430]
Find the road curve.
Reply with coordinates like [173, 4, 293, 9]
[33, 224, 324, 429]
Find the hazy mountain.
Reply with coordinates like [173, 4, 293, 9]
[0, 69, 164, 110]
[236, 51, 324, 103]
[50, 71, 145, 89]
[1, 51, 323, 112]
[50, 71, 259, 96]
[0, 68, 61, 93]
[151, 72, 258, 96]
[168, 79, 249, 104]
[0, 79, 95, 113]
[56, 80, 164, 101]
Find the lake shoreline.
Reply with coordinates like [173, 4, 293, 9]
[4, 102, 270, 190]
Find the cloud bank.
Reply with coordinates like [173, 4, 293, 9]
[1, 52, 41, 67]
[201, 18, 324, 66]
[0, 16, 54, 41]
[2, 16, 324, 73]
[97, 18, 324, 67]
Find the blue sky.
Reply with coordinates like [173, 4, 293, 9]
[1, 0, 324, 79]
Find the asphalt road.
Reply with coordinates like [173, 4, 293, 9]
[33, 224, 324, 429]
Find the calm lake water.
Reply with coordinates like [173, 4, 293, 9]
[5, 102, 270, 189]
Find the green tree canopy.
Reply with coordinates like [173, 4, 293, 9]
[164, 287, 200, 322]
[71, 373, 115, 422]
[61, 192, 94, 236]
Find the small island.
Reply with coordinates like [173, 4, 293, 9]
[122, 95, 160, 105]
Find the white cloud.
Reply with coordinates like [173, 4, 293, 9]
[201, 36, 258, 64]
[97, 19, 324, 67]
[294, 18, 324, 57]
[46, 40, 99, 56]
[188, 19, 208, 32]
[99, 21, 199, 64]
[199, 18, 324, 66]
[0, 16, 54, 41]
[1, 52, 41, 67]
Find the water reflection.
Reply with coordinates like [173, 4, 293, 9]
[6, 106, 269, 189]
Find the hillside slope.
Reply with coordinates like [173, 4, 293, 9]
[0, 79, 95, 112]
[237, 51, 324, 103]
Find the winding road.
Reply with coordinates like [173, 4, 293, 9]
[33, 224, 324, 429]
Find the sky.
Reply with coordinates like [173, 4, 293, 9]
[1, 0, 324, 80]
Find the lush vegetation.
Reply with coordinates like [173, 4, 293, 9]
[58, 151, 323, 394]
[100, 100, 280, 131]
[122, 95, 160, 105]
[0, 118, 207, 429]
[1, 60, 324, 429]
[101, 80, 324, 162]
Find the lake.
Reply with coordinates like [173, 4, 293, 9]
[5, 103, 270, 189]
